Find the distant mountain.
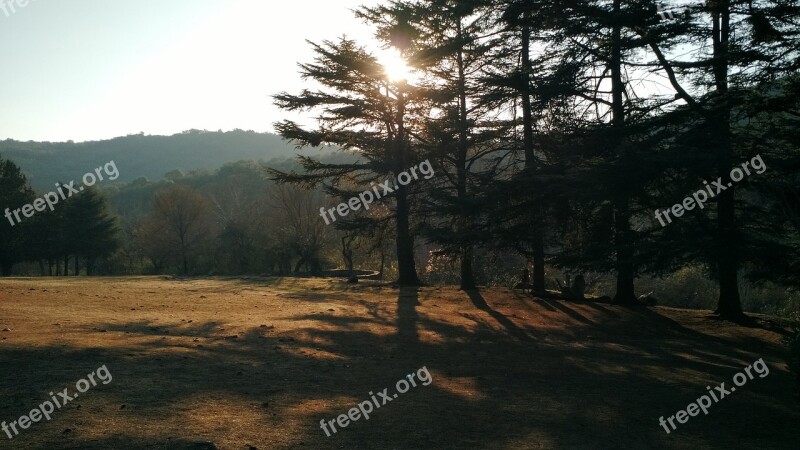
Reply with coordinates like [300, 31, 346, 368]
[0, 129, 327, 191]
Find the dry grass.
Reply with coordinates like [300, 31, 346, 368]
[0, 277, 797, 449]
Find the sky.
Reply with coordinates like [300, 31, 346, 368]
[0, 0, 382, 143]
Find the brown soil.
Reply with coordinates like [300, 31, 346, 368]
[0, 277, 797, 449]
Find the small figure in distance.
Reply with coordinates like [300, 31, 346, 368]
[571, 274, 586, 300]
[556, 273, 586, 300]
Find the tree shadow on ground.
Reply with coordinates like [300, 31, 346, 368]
[396, 286, 420, 344]
[465, 289, 534, 342]
[1, 285, 798, 449]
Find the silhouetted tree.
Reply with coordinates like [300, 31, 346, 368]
[0, 157, 34, 275]
[634, 0, 800, 319]
[360, 0, 502, 289]
[271, 38, 425, 285]
[65, 188, 120, 275]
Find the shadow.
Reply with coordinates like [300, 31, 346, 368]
[1, 279, 798, 450]
[728, 314, 794, 337]
[43, 437, 220, 450]
[93, 320, 226, 338]
[583, 301, 621, 319]
[465, 289, 533, 342]
[533, 298, 558, 312]
[548, 299, 594, 325]
[396, 286, 420, 344]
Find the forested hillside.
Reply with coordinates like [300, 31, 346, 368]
[0, 130, 333, 190]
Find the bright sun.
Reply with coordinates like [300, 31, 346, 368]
[377, 48, 412, 82]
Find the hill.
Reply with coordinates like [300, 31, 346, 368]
[0, 130, 328, 191]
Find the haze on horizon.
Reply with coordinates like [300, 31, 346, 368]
[0, 0, 380, 143]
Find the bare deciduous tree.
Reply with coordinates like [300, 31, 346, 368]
[266, 184, 331, 275]
[148, 185, 211, 275]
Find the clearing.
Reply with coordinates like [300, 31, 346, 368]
[0, 277, 797, 449]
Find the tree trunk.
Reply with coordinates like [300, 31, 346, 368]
[532, 234, 545, 294]
[610, 0, 637, 304]
[711, 1, 744, 320]
[614, 198, 637, 303]
[395, 186, 421, 285]
[39, 260, 45, 276]
[344, 251, 354, 274]
[63, 255, 69, 276]
[310, 258, 322, 277]
[460, 247, 476, 290]
[0, 261, 12, 277]
[342, 236, 355, 276]
[293, 257, 305, 274]
[455, 34, 477, 290]
[181, 246, 189, 275]
[521, 20, 546, 293]
[74, 255, 80, 276]
[394, 83, 422, 286]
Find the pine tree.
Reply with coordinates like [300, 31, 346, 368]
[64, 188, 120, 275]
[271, 38, 424, 285]
[485, 0, 551, 294]
[0, 157, 34, 275]
[634, 0, 800, 320]
[487, 0, 654, 301]
[359, 0, 500, 289]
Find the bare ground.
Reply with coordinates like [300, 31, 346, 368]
[0, 277, 797, 450]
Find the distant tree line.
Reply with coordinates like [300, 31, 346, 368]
[1, 156, 393, 280]
[102, 158, 391, 280]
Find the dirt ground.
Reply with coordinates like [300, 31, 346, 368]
[0, 277, 797, 450]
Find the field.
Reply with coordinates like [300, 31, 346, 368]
[0, 277, 797, 450]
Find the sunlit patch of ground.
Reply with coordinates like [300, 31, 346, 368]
[0, 277, 797, 449]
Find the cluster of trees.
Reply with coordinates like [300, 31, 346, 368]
[1, 157, 395, 280]
[270, 0, 800, 321]
[104, 160, 393, 278]
[0, 157, 119, 275]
